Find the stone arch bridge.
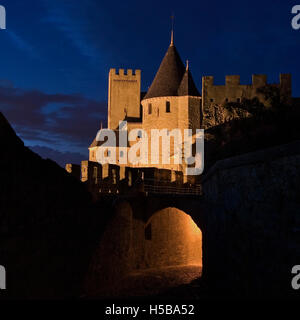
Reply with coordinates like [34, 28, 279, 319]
[85, 191, 211, 297]
[85, 141, 300, 298]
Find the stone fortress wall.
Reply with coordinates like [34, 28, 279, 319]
[201, 73, 292, 128]
[76, 161, 201, 199]
[70, 34, 293, 191]
[202, 140, 300, 296]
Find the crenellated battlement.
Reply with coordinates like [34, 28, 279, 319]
[203, 73, 291, 88]
[109, 68, 141, 78]
[201, 73, 292, 129]
[77, 161, 201, 196]
[279, 73, 292, 87]
[226, 75, 240, 86]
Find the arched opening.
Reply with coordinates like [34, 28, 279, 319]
[86, 204, 203, 298]
[144, 207, 202, 269]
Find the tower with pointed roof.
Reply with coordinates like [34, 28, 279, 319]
[84, 26, 292, 182]
[140, 31, 201, 171]
[88, 30, 202, 174]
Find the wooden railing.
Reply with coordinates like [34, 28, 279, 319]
[142, 179, 202, 195]
[90, 178, 202, 196]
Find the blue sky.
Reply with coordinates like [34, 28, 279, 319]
[0, 0, 299, 166]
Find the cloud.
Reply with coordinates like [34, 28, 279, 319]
[42, 0, 99, 61]
[0, 81, 107, 154]
[6, 30, 41, 60]
[29, 145, 85, 167]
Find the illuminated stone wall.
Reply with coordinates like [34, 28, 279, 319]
[144, 208, 202, 268]
[108, 68, 141, 130]
[86, 202, 203, 295]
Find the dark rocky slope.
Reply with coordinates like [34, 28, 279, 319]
[0, 112, 107, 299]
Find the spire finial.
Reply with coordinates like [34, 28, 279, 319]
[186, 60, 189, 70]
[170, 13, 174, 46]
[100, 121, 103, 130]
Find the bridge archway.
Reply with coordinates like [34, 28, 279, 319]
[143, 207, 202, 270]
[86, 199, 205, 297]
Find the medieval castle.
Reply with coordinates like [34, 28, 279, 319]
[66, 31, 292, 195]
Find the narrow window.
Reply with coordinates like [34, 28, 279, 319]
[120, 151, 124, 158]
[166, 101, 171, 113]
[145, 224, 152, 240]
[210, 98, 214, 102]
[225, 98, 229, 102]
[112, 169, 117, 184]
[93, 167, 98, 184]
[148, 103, 152, 114]
[138, 130, 143, 138]
[128, 171, 132, 186]
[171, 170, 176, 182]
[237, 98, 241, 103]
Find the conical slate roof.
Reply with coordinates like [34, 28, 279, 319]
[177, 65, 200, 96]
[143, 44, 186, 99]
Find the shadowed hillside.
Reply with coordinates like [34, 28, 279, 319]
[0, 112, 112, 299]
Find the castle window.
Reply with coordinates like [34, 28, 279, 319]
[112, 169, 117, 184]
[107, 150, 111, 157]
[137, 130, 143, 138]
[120, 151, 124, 158]
[148, 103, 152, 114]
[166, 101, 171, 113]
[171, 170, 176, 182]
[145, 223, 152, 240]
[237, 98, 241, 103]
[128, 171, 132, 186]
[210, 99, 214, 102]
[93, 167, 98, 184]
[225, 98, 229, 102]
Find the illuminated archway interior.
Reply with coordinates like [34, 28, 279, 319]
[144, 207, 202, 269]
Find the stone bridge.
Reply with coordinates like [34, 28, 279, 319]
[85, 141, 300, 299]
[85, 192, 208, 297]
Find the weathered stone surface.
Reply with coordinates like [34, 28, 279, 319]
[202, 103, 251, 129]
[202, 141, 300, 297]
[201, 74, 292, 129]
[85, 203, 203, 296]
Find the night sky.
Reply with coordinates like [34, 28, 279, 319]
[0, 0, 299, 166]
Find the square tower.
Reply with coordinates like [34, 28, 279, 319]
[108, 68, 141, 130]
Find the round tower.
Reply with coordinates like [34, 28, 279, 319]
[141, 33, 201, 171]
